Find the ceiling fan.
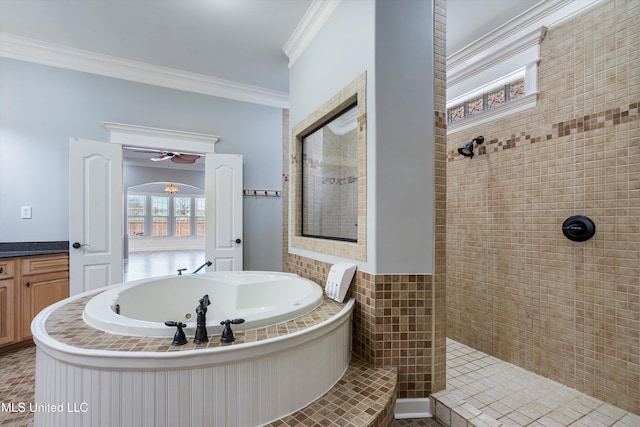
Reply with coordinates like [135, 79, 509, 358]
[126, 147, 202, 164]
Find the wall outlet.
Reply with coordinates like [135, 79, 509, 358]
[21, 206, 32, 219]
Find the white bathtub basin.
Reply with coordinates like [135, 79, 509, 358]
[83, 271, 323, 337]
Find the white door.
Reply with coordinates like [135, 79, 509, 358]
[205, 154, 243, 271]
[69, 138, 123, 295]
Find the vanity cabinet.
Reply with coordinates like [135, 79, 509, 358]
[0, 259, 17, 346]
[0, 254, 69, 349]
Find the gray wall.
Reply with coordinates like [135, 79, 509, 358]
[0, 57, 283, 270]
[288, 0, 436, 274]
[288, 0, 377, 271]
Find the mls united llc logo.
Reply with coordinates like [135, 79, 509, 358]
[1, 401, 89, 413]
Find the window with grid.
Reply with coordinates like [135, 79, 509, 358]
[152, 196, 169, 236]
[174, 197, 191, 236]
[127, 195, 145, 236]
[195, 197, 206, 236]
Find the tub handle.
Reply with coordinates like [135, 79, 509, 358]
[165, 321, 188, 346]
[220, 318, 245, 343]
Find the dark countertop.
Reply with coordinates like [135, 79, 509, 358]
[0, 250, 69, 259]
[0, 241, 69, 259]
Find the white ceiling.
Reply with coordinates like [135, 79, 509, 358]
[0, 0, 540, 169]
[1, 0, 541, 93]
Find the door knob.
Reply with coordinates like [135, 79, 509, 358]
[72, 242, 90, 249]
[232, 238, 241, 244]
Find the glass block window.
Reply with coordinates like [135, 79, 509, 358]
[127, 195, 145, 236]
[196, 197, 206, 236]
[487, 87, 505, 109]
[467, 97, 484, 116]
[509, 79, 525, 101]
[174, 197, 191, 236]
[152, 196, 169, 236]
[448, 104, 465, 123]
[447, 78, 527, 124]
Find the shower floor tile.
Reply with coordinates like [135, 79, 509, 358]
[431, 339, 640, 427]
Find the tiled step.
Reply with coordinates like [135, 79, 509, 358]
[431, 390, 501, 427]
[265, 356, 398, 427]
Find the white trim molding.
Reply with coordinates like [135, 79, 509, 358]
[103, 121, 220, 153]
[0, 32, 289, 108]
[446, 0, 601, 127]
[447, 93, 538, 134]
[283, 0, 342, 68]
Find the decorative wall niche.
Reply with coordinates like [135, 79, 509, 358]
[290, 73, 367, 261]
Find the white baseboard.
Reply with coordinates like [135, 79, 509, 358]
[394, 398, 433, 419]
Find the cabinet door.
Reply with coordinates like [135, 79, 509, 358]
[0, 259, 16, 280]
[0, 278, 16, 346]
[21, 272, 69, 339]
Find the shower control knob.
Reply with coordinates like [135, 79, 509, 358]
[562, 215, 596, 242]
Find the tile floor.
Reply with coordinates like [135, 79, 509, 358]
[1, 336, 637, 426]
[430, 339, 639, 427]
[124, 249, 206, 281]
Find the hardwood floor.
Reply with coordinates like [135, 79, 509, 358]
[123, 249, 207, 282]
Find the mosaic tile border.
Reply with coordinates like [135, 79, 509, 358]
[44, 295, 345, 352]
[447, 101, 640, 161]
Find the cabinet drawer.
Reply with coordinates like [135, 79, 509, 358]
[0, 259, 16, 280]
[21, 254, 69, 275]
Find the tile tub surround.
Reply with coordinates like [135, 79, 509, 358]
[446, 0, 639, 414]
[31, 290, 355, 426]
[43, 294, 345, 352]
[285, 254, 446, 400]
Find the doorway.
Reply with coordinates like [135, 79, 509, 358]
[69, 123, 243, 295]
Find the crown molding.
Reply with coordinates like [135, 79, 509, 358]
[448, 26, 546, 90]
[104, 121, 220, 156]
[0, 32, 289, 108]
[283, 0, 341, 68]
[446, 0, 601, 103]
[447, 0, 602, 71]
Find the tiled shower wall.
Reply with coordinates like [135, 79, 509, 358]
[446, 0, 639, 414]
[282, 0, 447, 399]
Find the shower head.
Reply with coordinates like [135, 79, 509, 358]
[457, 136, 485, 159]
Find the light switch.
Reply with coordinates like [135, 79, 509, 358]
[21, 206, 32, 219]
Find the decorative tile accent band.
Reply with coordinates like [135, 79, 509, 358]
[448, 101, 639, 161]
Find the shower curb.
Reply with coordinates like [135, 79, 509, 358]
[430, 390, 501, 427]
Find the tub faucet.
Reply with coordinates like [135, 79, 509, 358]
[193, 261, 212, 274]
[194, 294, 211, 344]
